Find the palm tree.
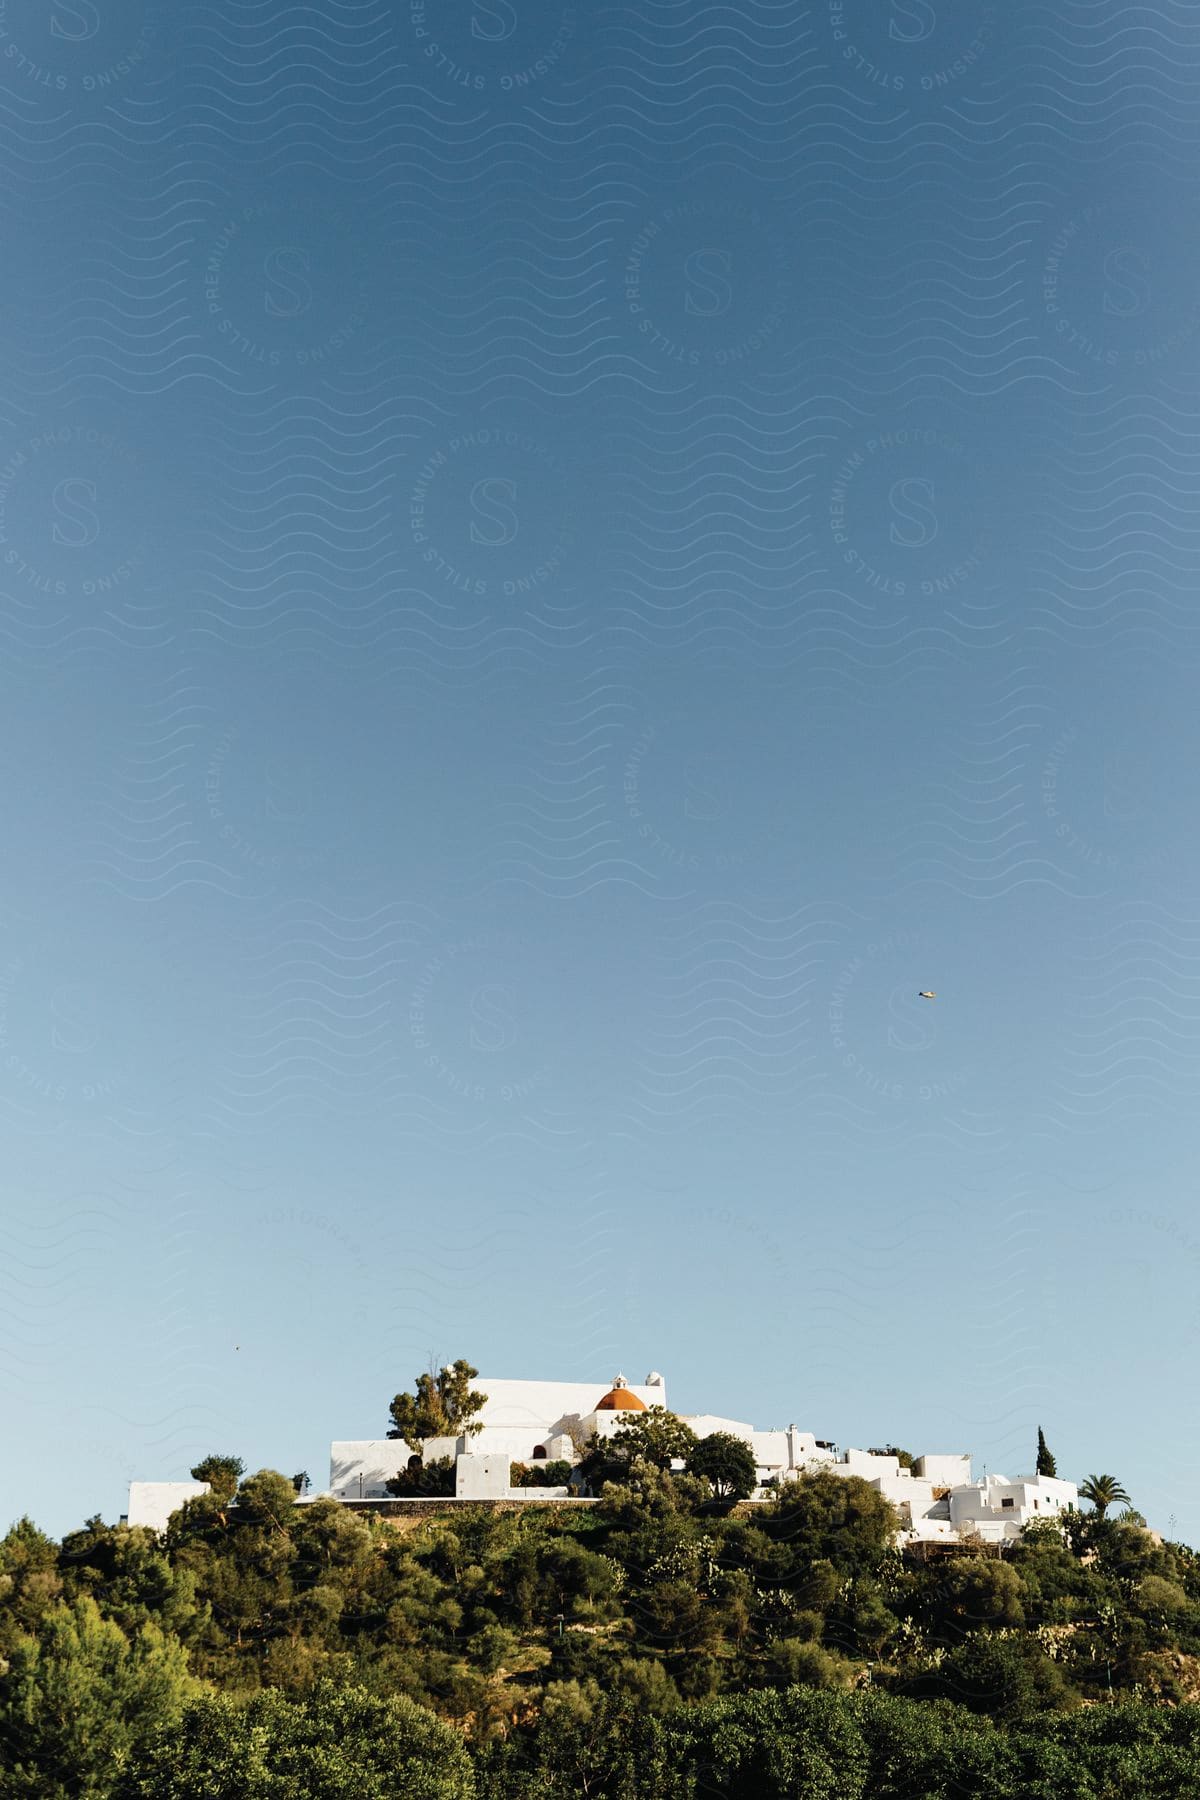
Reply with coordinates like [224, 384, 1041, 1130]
[1080, 1473, 1131, 1519]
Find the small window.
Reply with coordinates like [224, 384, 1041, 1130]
[532, 1445, 548, 1460]
[1001, 1497, 1014, 1509]
[407, 1454, 422, 1472]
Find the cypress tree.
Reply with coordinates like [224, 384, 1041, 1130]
[1036, 1426, 1057, 1478]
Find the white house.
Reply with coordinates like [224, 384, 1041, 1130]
[809, 1453, 1078, 1546]
[948, 1472, 1078, 1542]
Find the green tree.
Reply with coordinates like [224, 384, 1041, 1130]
[189, 1456, 244, 1503]
[686, 1433, 758, 1502]
[538, 1538, 623, 1620]
[908, 1633, 1076, 1724]
[609, 1406, 699, 1471]
[850, 1692, 1014, 1800]
[1080, 1473, 1131, 1520]
[163, 1468, 301, 1667]
[833, 1577, 898, 1660]
[235, 1469, 300, 1531]
[1133, 1575, 1190, 1620]
[1036, 1428, 1057, 1479]
[476, 1692, 678, 1800]
[0, 1518, 64, 1635]
[794, 1559, 841, 1614]
[0, 1595, 198, 1799]
[766, 1639, 858, 1690]
[762, 1471, 899, 1578]
[927, 1559, 1027, 1638]
[1018, 1516, 1067, 1550]
[598, 1456, 709, 1522]
[388, 1360, 487, 1454]
[57, 1517, 203, 1644]
[671, 1688, 870, 1800]
[611, 1656, 682, 1714]
[115, 1679, 475, 1799]
[511, 1460, 573, 1490]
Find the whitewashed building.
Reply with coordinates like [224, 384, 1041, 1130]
[948, 1471, 1079, 1542]
[330, 1372, 667, 1502]
[127, 1368, 1079, 1545]
[806, 1452, 1077, 1546]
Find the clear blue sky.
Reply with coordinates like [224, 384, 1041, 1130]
[2, 0, 1198, 1542]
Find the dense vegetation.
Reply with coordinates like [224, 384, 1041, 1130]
[4, 1397, 1200, 1795]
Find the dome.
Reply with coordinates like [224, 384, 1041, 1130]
[595, 1374, 646, 1412]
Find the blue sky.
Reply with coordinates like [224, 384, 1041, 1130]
[2, 0, 1199, 1541]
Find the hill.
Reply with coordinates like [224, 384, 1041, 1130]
[5, 1449, 1200, 1795]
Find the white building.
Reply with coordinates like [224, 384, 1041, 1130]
[126, 1367, 1079, 1547]
[948, 1472, 1078, 1542]
[331, 1372, 666, 1501]
[125, 1480, 210, 1531]
[806, 1452, 1077, 1547]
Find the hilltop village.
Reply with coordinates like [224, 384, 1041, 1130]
[128, 1368, 1078, 1548]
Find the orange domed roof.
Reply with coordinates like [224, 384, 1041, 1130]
[595, 1375, 646, 1412]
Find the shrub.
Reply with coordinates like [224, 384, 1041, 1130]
[511, 1462, 573, 1490]
[384, 1457, 456, 1498]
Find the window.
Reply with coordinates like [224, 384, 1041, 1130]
[1001, 1497, 1014, 1509]
[532, 1445, 548, 1460]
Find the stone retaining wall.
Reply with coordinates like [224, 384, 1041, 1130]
[337, 1496, 601, 1520]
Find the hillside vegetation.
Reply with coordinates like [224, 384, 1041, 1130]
[4, 1424, 1200, 1796]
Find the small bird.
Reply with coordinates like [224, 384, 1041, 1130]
[918, 991, 936, 1000]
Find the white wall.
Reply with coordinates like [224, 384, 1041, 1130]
[683, 1413, 757, 1444]
[949, 1473, 1078, 1538]
[330, 1440, 415, 1500]
[874, 1473, 939, 1515]
[421, 1435, 462, 1465]
[434, 1426, 544, 1461]
[788, 1429, 837, 1470]
[126, 1481, 209, 1532]
[389, 1377, 667, 1471]
[474, 1376, 665, 1429]
[456, 1455, 510, 1499]
[901, 1516, 958, 1544]
[913, 1453, 972, 1485]
[679, 1421, 840, 1481]
[333, 1428, 596, 1499]
[841, 1448, 901, 1478]
[749, 1429, 789, 1469]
